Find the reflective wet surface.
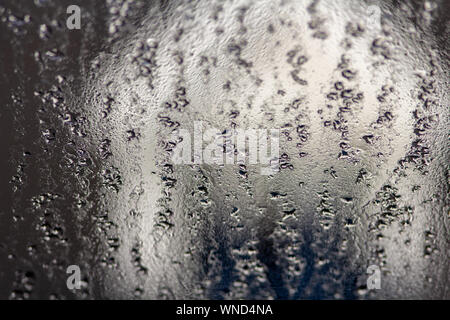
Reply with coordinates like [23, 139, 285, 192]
[0, 0, 448, 299]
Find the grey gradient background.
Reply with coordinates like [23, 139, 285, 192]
[0, 0, 448, 299]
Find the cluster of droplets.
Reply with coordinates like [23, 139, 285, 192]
[9, 271, 35, 300]
[370, 185, 414, 232]
[323, 55, 364, 163]
[397, 60, 440, 173]
[286, 48, 308, 86]
[229, 239, 274, 299]
[106, 0, 139, 36]
[129, 38, 158, 88]
[306, 1, 329, 40]
[101, 166, 123, 193]
[0, 5, 31, 35]
[153, 163, 177, 232]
